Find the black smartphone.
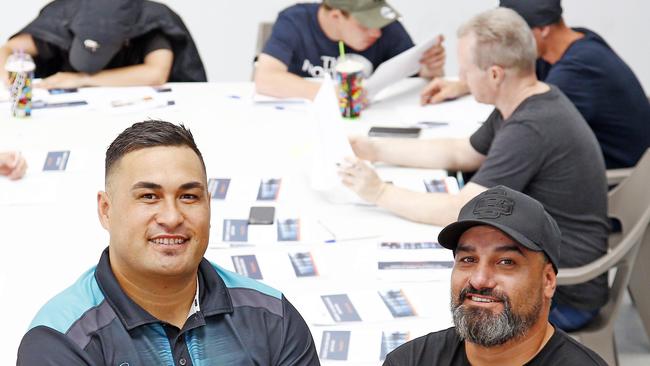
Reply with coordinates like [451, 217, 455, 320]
[368, 126, 421, 138]
[248, 206, 276, 225]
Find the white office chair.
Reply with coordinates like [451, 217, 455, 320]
[557, 148, 650, 366]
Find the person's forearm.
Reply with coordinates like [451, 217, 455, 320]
[83, 64, 168, 87]
[373, 138, 468, 170]
[376, 184, 464, 226]
[254, 70, 321, 100]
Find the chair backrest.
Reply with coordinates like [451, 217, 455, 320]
[608, 149, 650, 248]
[594, 148, 650, 325]
[251, 22, 274, 80]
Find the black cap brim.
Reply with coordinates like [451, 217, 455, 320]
[438, 219, 557, 272]
[69, 37, 122, 74]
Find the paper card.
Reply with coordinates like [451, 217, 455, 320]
[378, 241, 443, 250]
[321, 294, 362, 322]
[378, 289, 417, 318]
[231, 255, 263, 280]
[319, 331, 351, 361]
[43, 151, 70, 171]
[288, 252, 319, 277]
[377, 261, 453, 270]
[222, 219, 248, 242]
[380, 331, 411, 361]
[208, 178, 230, 199]
[257, 178, 282, 201]
[277, 218, 300, 241]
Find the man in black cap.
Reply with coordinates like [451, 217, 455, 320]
[422, 0, 650, 169]
[255, 0, 446, 100]
[383, 186, 607, 366]
[0, 0, 206, 88]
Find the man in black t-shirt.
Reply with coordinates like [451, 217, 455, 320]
[384, 186, 607, 366]
[254, 0, 446, 100]
[340, 8, 608, 331]
[0, 0, 195, 88]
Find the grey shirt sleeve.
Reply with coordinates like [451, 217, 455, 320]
[274, 296, 320, 365]
[17, 326, 95, 365]
[470, 120, 545, 191]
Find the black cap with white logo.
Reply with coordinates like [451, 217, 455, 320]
[438, 186, 561, 273]
[68, 0, 143, 74]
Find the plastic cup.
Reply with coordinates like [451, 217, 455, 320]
[335, 59, 364, 119]
[6, 53, 36, 118]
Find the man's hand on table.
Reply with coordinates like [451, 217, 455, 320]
[338, 156, 387, 204]
[420, 78, 469, 105]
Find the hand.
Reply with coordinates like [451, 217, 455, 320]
[419, 34, 445, 79]
[36, 72, 89, 89]
[349, 135, 378, 161]
[338, 157, 387, 204]
[0, 151, 28, 180]
[420, 78, 469, 105]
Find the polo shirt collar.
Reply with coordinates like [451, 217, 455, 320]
[94, 248, 234, 330]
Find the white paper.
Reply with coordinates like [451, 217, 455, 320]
[365, 35, 441, 99]
[309, 74, 361, 203]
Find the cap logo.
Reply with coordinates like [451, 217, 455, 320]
[380, 6, 397, 20]
[473, 190, 514, 219]
[83, 39, 100, 53]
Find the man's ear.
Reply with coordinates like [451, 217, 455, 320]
[539, 25, 551, 38]
[489, 65, 506, 85]
[97, 191, 111, 231]
[543, 262, 557, 300]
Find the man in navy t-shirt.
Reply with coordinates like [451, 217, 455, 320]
[422, 0, 650, 169]
[255, 0, 445, 100]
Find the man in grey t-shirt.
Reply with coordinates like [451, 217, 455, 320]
[339, 8, 608, 331]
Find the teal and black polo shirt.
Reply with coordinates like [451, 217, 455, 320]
[17, 249, 319, 365]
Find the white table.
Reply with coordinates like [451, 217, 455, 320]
[0, 79, 492, 364]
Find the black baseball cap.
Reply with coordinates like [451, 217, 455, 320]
[438, 186, 561, 273]
[69, 0, 143, 74]
[499, 0, 563, 28]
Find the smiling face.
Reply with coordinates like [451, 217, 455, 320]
[450, 225, 555, 346]
[98, 145, 210, 280]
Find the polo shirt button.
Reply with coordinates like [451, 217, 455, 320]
[179, 358, 187, 366]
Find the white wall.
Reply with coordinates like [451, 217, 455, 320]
[3, 1, 650, 92]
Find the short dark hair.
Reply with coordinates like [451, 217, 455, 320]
[105, 120, 206, 182]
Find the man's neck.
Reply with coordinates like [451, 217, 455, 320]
[112, 264, 198, 329]
[541, 26, 584, 64]
[495, 74, 550, 120]
[465, 322, 555, 366]
[317, 6, 340, 41]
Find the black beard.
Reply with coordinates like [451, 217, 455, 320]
[450, 286, 542, 347]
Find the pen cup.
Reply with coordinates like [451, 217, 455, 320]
[335, 59, 364, 119]
[6, 53, 35, 118]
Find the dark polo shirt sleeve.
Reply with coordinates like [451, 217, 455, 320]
[275, 296, 320, 365]
[18, 326, 95, 365]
